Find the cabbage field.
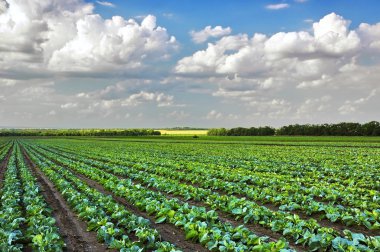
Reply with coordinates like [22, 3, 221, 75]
[0, 137, 379, 251]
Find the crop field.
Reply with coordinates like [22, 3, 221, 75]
[0, 137, 379, 251]
[158, 130, 208, 136]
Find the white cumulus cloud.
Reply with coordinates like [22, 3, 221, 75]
[175, 13, 374, 81]
[190, 25, 232, 44]
[0, 0, 177, 78]
[122, 91, 174, 107]
[48, 14, 177, 72]
[174, 12, 380, 124]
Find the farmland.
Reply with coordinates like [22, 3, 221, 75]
[0, 137, 379, 251]
[158, 129, 208, 136]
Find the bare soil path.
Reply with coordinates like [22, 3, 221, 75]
[0, 144, 13, 188]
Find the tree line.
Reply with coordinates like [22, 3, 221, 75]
[0, 129, 161, 137]
[277, 121, 380, 136]
[1, 121, 379, 137]
[207, 126, 275, 136]
[207, 121, 380, 136]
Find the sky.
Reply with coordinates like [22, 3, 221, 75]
[0, 0, 379, 128]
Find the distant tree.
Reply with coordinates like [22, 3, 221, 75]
[207, 126, 276, 136]
[0, 128, 161, 137]
[207, 128, 228, 136]
[276, 121, 380, 136]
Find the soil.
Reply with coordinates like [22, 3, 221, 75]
[21, 147, 109, 252]
[0, 145, 12, 186]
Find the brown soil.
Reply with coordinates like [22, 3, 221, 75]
[0, 145, 13, 186]
[21, 147, 109, 252]
[31, 146, 207, 252]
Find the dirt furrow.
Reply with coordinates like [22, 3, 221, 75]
[0, 144, 13, 187]
[21, 146, 109, 252]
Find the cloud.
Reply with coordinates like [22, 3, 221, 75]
[167, 110, 189, 120]
[357, 22, 380, 51]
[174, 12, 380, 124]
[0, 0, 8, 14]
[190, 25, 232, 44]
[48, 14, 178, 73]
[206, 110, 223, 120]
[265, 3, 290, 10]
[48, 110, 57, 116]
[122, 91, 174, 107]
[294, 0, 308, 3]
[61, 103, 78, 109]
[96, 1, 115, 7]
[162, 13, 174, 19]
[0, 0, 93, 65]
[175, 13, 368, 80]
[295, 96, 331, 118]
[176, 34, 251, 74]
[205, 110, 240, 121]
[0, 4, 379, 127]
[297, 74, 333, 88]
[0, 0, 177, 78]
[338, 89, 377, 115]
[72, 81, 178, 111]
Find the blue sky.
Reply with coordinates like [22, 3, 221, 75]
[0, 0, 379, 128]
[95, 0, 380, 32]
[94, 0, 380, 55]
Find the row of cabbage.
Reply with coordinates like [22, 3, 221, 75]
[23, 140, 380, 251]
[21, 142, 182, 251]
[0, 143, 64, 251]
[23, 141, 294, 252]
[38, 140, 380, 231]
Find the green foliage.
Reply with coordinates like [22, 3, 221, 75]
[207, 126, 275, 136]
[277, 121, 380, 136]
[18, 137, 380, 251]
[1, 136, 378, 251]
[207, 121, 380, 136]
[0, 128, 161, 137]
